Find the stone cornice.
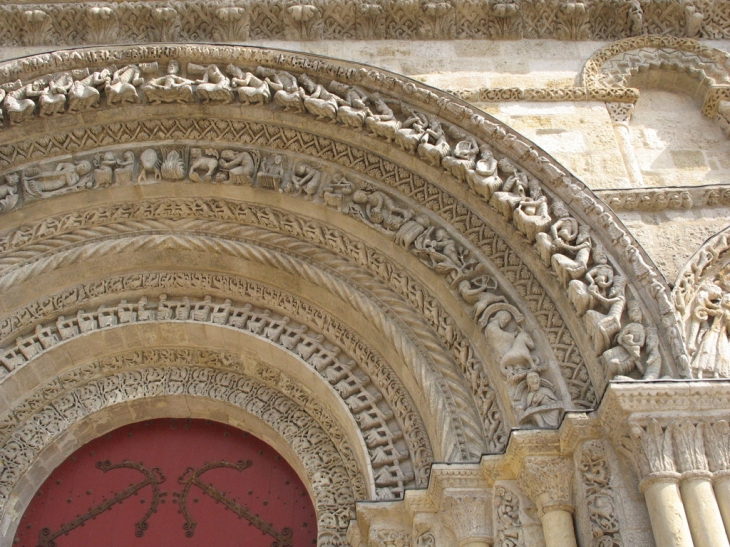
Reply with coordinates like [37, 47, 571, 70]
[0, 0, 727, 46]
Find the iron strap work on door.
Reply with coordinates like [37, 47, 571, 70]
[36, 460, 166, 547]
[175, 459, 294, 547]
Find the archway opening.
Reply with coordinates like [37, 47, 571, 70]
[14, 418, 317, 547]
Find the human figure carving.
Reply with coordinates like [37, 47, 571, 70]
[568, 244, 614, 317]
[300, 73, 340, 122]
[351, 188, 411, 233]
[489, 159, 529, 220]
[483, 308, 540, 380]
[4, 80, 41, 124]
[584, 276, 627, 356]
[513, 178, 551, 242]
[137, 149, 161, 184]
[105, 64, 144, 105]
[691, 292, 730, 378]
[458, 276, 507, 323]
[601, 300, 647, 380]
[288, 162, 322, 199]
[417, 118, 451, 167]
[217, 150, 257, 185]
[142, 60, 194, 104]
[442, 133, 479, 182]
[395, 105, 429, 153]
[38, 73, 73, 116]
[257, 67, 304, 112]
[328, 81, 371, 129]
[68, 68, 111, 112]
[516, 371, 561, 428]
[23, 161, 94, 197]
[394, 215, 430, 249]
[192, 64, 233, 103]
[364, 94, 401, 142]
[227, 64, 271, 105]
[467, 145, 503, 201]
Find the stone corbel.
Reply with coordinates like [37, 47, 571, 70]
[517, 457, 577, 547]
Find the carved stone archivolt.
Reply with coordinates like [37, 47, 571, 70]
[0, 349, 358, 546]
[673, 226, 730, 379]
[0, 0, 727, 47]
[0, 45, 689, 404]
[0, 283, 435, 494]
[582, 36, 730, 118]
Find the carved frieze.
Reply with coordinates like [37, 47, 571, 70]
[0, 0, 727, 46]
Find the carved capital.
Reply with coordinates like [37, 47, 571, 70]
[517, 458, 573, 516]
[440, 489, 492, 545]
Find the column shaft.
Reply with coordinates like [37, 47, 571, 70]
[612, 121, 644, 186]
[539, 509, 577, 547]
[713, 475, 730, 540]
[680, 475, 730, 547]
[642, 478, 694, 547]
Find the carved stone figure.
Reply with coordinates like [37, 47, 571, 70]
[350, 188, 412, 234]
[395, 105, 429, 154]
[191, 64, 234, 104]
[691, 292, 730, 378]
[137, 149, 161, 183]
[458, 275, 507, 323]
[482, 306, 539, 379]
[217, 149, 257, 185]
[365, 94, 401, 142]
[328, 81, 371, 129]
[228, 65, 271, 105]
[536, 203, 592, 288]
[257, 68, 304, 112]
[417, 118, 451, 167]
[394, 215, 430, 249]
[188, 148, 220, 183]
[568, 244, 614, 317]
[490, 160, 529, 221]
[584, 276, 628, 356]
[466, 145, 502, 201]
[142, 61, 194, 104]
[515, 371, 561, 428]
[37, 73, 72, 116]
[68, 68, 111, 112]
[513, 178, 551, 242]
[287, 162, 322, 199]
[442, 133, 479, 182]
[413, 227, 474, 278]
[0, 174, 20, 214]
[300, 73, 340, 122]
[257, 154, 285, 190]
[22, 161, 94, 198]
[4, 81, 40, 124]
[601, 300, 647, 380]
[161, 150, 186, 180]
[105, 65, 144, 105]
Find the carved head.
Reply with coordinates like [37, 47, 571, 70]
[627, 300, 643, 323]
[526, 371, 540, 391]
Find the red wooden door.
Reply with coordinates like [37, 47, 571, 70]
[15, 419, 317, 547]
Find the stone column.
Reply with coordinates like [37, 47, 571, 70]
[518, 458, 577, 547]
[441, 490, 493, 547]
[639, 473, 694, 547]
[713, 471, 730, 540]
[679, 470, 729, 547]
[671, 421, 730, 547]
[627, 422, 694, 547]
[605, 102, 644, 187]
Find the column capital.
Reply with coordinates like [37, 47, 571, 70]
[517, 457, 573, 517]
[440, 489, 492, 547]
